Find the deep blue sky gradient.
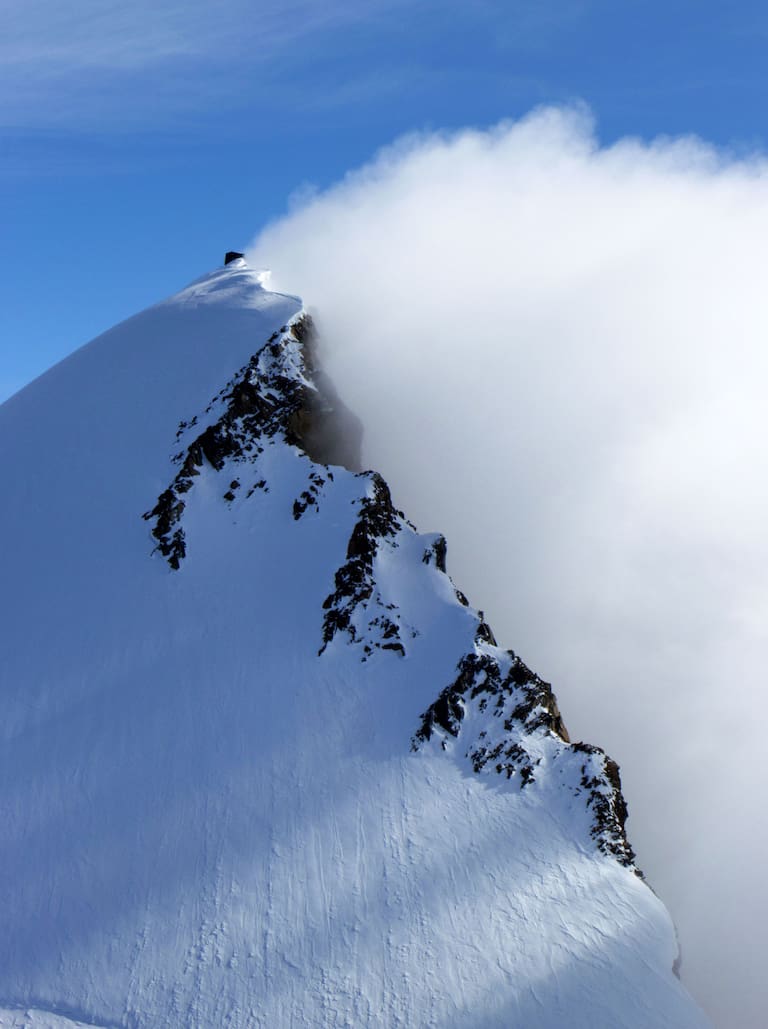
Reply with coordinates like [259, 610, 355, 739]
[3, 0, 768, 399]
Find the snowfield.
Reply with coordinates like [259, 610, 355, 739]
[0, 260, 710, 1027]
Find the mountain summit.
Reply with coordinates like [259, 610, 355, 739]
[0, 261, 709, 1028]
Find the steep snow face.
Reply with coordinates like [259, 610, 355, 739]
[0, 262, 710, 1028]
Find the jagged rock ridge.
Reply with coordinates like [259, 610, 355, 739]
[143, 315, 361, 569]
[143, 292, 635, 869]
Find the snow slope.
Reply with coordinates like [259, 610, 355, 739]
[0, 260, 710, 1028]
[0, 1012, 104, 1029]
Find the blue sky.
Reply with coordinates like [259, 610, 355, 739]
[3, 0, 768, 399]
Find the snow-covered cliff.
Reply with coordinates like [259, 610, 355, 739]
[0, 259, 710, 1028]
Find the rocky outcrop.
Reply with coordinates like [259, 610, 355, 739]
[319, 473, 409, 659]
[415, 649, 569, 759]
[570, 741, 636, 867]
[143, 315, 362, 569]
[413, 638, 636, 869]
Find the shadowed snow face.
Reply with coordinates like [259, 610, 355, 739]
[248, 106, 768, 1029]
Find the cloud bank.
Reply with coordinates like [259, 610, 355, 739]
[249, 107, 768, 1029]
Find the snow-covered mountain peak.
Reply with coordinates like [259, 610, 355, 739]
[0, 264, 711, 1028]
[165, 256, 298, 312]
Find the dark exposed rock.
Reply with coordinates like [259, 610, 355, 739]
[415, 649, 565, 749]
[246, 479, 267, 498]
[293, 471, 331, 520]
[571, 742, 637, 868]
[422, 535, 447, 573]
[224, 251, 244, 265]
[319, 473, 406, 658]
[143, 314, 363, 569]
[474, 616, 497, 646]
[142, 488, 187, 569]
[413, 628, 636, 869]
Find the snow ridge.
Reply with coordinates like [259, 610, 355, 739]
[145, 300, 637, 870]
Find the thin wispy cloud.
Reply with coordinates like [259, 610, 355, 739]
[0, 0, 589, 129]
[2, 1, 211, 67]
[248, 106, 768, 1029]
[0, 0, 416, 126]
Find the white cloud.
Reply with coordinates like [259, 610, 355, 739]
[248, 106, 768, 1029]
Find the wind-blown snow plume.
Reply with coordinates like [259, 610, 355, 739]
[248, 106, 768, 1029]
